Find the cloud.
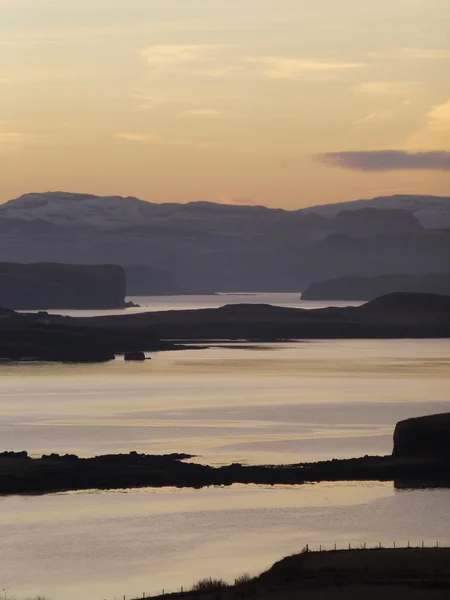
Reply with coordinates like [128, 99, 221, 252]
[404, 99, 450, 150]
[353, 81, 415, 96]
[316, 150, 450, 172]
[374, 47, 450, 60]
[179, 109, 224, 118]
[0, 132, 33, 144]
[354, 111, 395, 126]
[246, 57, 363, 79]
[114, 132, 220, 150]
[114, 132, 157, 142]
[140, 45, 218, 73]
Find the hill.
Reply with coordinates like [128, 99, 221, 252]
[0, 193, 449, 293]
[302, 272, 450, 300]
[0, 262, 126, 309]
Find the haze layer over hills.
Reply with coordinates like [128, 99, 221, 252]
[0, 192, 449, 293]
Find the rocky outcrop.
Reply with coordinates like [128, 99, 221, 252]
[124, 351, 146, 361]
[302, 273, 450, 300]
[0, 262, 126, 309]
[393, 413, 450, 459]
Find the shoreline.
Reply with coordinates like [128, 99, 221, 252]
[1, 450, 449, 496]
[139, 547, 450, 600]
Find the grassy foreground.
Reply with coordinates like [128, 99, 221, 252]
[146, 547, 450, 600]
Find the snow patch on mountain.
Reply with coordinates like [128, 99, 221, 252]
[301, 194, 450, 228]
[0, 191, 449, 230]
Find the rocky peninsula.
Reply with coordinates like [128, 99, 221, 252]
[1, 413, 449, 495]
[0, 291, 448, 362]
[86, 291, 450, 340]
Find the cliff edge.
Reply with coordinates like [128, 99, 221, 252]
[0, 262, 126, 309]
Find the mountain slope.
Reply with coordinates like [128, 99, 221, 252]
[0, 192, 449, 293]
[0, 192, 449, 230]
[301, 194, 450, 228]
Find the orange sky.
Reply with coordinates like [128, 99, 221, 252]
[1, 0, 449, 208]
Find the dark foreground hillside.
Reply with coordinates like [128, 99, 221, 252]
[150, 548, 450, 600]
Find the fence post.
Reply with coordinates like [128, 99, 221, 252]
[334, 543, 337, 551]
[393, 541, 396, 549]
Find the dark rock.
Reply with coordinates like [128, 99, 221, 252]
[124, 351, 146, 361]
[393, 413, 450, 459]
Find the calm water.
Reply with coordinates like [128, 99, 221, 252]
[1, 295, 449, 599]
[32, 292, 364, 317]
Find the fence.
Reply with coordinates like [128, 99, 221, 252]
[116, 540, 446, 600]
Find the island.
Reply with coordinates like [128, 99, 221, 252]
[0, 262, 127, 309]
[301, 272, 450, 300]
[1, 413, 449, 495]
[0, 291, 449, 362]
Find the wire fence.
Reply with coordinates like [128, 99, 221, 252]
[121, 540, 446, 600]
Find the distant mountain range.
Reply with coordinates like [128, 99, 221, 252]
[0, 192, 449, 293]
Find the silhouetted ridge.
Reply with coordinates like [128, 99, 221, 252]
[360, 292, 450, 313]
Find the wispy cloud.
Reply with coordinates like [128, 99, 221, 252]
[140, 45, 219, 73]
[246, 57, 363, 79]
[0, 132, 34, 144]
[374, 47, 450, 60]
[114, 132, 220, 150]
[114, 132, 157, 142]
[354, 111, 395, 126]
[316, 150, 450, 172]
[404, 99, 450, 150]
[353, 81, 415, 96]
[178, 109, 225, 118]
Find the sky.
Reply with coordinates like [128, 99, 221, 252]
[1, 0, 449, 208]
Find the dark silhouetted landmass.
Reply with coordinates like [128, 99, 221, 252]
[302, 272, 450, 300]
[0, 292, 448, 361]
[1, 413, 450, 495]
[394, 413, 450, 460]
[0, 262, 126, 309]
[153, 548, 450, 600]
[0, 308, 164, 362]
[87, 292, 450, 340]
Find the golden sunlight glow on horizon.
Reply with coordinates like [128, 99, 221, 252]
[0, 0, 449, 208]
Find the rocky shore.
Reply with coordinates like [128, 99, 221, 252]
[0, 291, 449, 362]
[0, 449, 448, 496]
[1, 413, 448, 495]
